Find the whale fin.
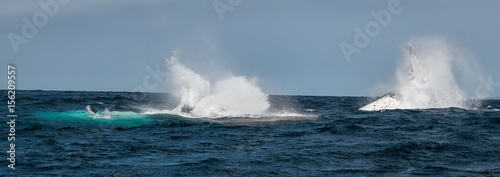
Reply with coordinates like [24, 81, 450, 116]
[409, 45, 422, 77]
[86, 105, 99, 114]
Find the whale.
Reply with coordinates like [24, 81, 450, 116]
[359, 91, 401, 111]
[181, 105, 193, 113]
[86, 105, 99, 114]
[360, 45, 419, 111]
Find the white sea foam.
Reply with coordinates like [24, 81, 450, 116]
[164, 52, 270, 118]
[364, 37, 487, 110]
[395, 37, 468, 109]
[90, 108, 115, 119]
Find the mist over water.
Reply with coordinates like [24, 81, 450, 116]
[393, 37, 483, 109]
[165, 52, 270, 118]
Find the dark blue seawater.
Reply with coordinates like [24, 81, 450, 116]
[1, 90, 500, 176]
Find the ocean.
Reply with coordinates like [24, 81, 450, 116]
[1, 90, 499, 176]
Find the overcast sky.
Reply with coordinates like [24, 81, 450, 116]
[1, 0, 499, 96]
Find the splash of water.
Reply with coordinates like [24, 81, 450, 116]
[165, 53, 270, 118]
[91, 108, 113, 119]
[395, 37, 470, 109]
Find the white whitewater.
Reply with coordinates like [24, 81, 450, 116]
[165, 54, 270, 118]
[360, 38, 469, 111]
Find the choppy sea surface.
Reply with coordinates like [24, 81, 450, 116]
[1, 90, 500, 176]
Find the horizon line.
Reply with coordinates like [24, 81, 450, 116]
[1, 89, 499, 99]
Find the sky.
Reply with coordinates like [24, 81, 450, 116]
[1, 0, 499, 97]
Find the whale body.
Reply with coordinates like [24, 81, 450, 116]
[360, 45, 419, 111]
[359, 91, 401, 111]
[181, 105, 193, 113]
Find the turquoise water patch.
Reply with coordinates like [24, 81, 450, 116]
[33, 110, 157, 128]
